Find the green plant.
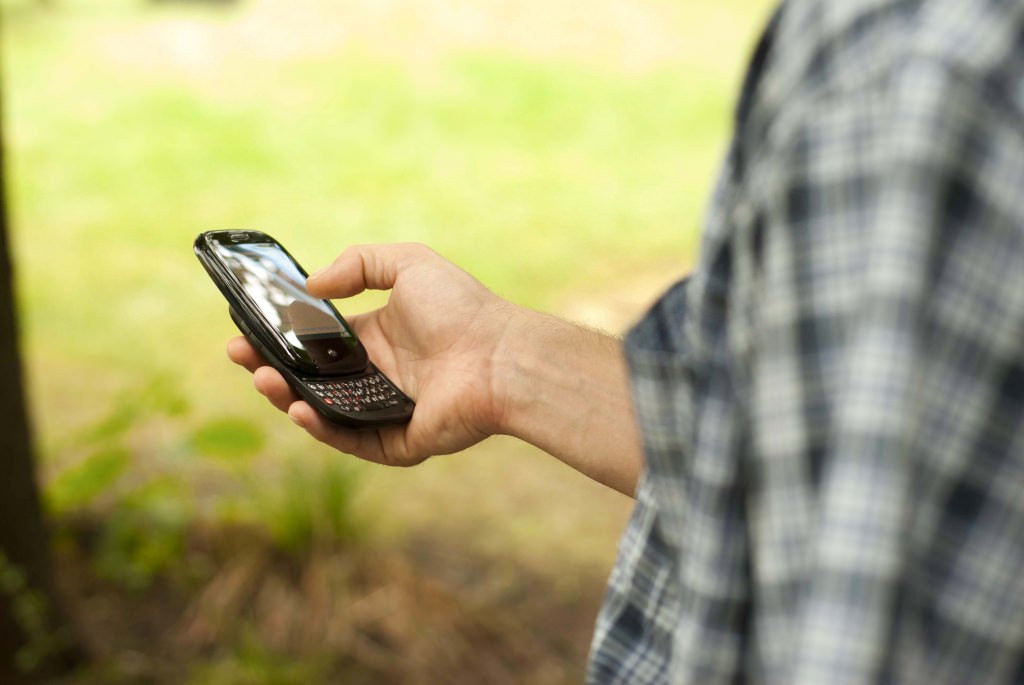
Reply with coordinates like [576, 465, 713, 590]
[45, 375, 190, 516]
[47, 447, 131, 514]
[186, 628, 331, 685]
[43, 377, 199, 588]
[261, 458, 365, 556]
[189, 417, 265, 464]
[92, 477, 191, 590]
[58, 376, 189, 452]
[0, 553, 73, 675]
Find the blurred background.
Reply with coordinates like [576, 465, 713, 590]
[1, 0, 772, 681]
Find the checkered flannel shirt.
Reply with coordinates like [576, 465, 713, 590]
[587, 1, 1024, 683]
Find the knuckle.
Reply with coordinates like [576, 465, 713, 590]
[337, 244, 362, 261]
[406, 242, 435, 258]
[331, 248, 356, 271]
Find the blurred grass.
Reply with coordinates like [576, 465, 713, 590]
[2, 0, 774, 679]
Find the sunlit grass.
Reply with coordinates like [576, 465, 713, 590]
[3, 0, 775, 574]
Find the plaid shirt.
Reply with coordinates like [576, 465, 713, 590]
[588, 1, 1024, 683]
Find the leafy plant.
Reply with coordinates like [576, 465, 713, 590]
[58, 376, 189, 451]
[43, 377, 199, 588]
[47, 447, 131, 513]
[262, 458, 365, 556]
[0, 553, 73, 675]
[45, 375, 191, 515]
[188, 417, 264, 463]
[186, 629, 331, 685]
[92, 478, 191, 590]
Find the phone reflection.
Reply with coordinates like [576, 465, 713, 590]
[214, 242, 357, 365]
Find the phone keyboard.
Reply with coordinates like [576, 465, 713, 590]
[306, 373, 403, 413]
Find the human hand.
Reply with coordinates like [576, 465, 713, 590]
[227, 243, 519, 467]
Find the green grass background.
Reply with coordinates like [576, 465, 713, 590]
[3, 0, 775, 591]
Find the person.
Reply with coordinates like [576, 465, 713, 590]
[228, 0, 1024, 682]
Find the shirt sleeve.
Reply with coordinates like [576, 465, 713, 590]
[586, 278, 690, 684]
[586, 474, 681, 684]
[741, 54, 1024, 684]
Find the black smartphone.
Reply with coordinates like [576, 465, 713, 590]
[194, 230, 414, 429]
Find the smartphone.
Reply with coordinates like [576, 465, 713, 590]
[194, 230, 415, 428]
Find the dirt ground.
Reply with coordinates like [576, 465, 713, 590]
[54, 516, 607, 684]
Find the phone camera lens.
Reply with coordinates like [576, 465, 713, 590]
[327, 348, 339, 358]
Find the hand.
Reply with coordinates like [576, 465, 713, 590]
[228, 241, 643, 495]
[227, 243, 517, 467]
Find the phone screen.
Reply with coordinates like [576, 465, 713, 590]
[212, 241, 360, 368]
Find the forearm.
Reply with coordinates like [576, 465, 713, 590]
[492, 308, 643, 497]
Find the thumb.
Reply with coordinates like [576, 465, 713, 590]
[306, 243, 432, 299]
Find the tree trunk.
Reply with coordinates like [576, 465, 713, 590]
[0, 86, 83, 683]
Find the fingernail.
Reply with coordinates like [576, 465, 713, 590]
[289, 413, 305, 428]
[308, 265, 329, 281]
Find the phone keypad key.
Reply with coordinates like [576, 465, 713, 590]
[307, 373, 402, 413]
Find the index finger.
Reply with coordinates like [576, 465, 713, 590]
[226, 336, 266, 373]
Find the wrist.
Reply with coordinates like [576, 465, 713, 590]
[484, 302, 539, 438]
[485, 307, 643, 496]
[488, 306, 590, 440]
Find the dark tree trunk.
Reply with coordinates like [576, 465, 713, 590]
[0, 83, 82, 683]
